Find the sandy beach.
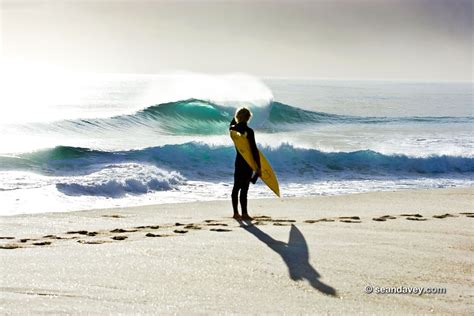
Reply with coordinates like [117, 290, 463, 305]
[0, 188, 473, 314]
[2, 0, 472, 314]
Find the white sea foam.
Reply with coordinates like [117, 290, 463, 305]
[55, 164, 186, 197]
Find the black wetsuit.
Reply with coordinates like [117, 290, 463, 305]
[229, 118, 261, 215]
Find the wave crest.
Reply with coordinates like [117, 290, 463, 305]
[43, 99, 472, 136]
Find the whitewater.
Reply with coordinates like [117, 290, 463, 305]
[0, 73, 472, 215]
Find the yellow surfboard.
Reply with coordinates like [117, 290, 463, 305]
[230, 130, 280, 197]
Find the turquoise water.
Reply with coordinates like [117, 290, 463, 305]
[0, 75, 472, 215]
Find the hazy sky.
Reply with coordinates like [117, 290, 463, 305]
[0, 0, 472, 80]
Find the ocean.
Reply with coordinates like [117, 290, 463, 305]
[0, 73, 472, 215]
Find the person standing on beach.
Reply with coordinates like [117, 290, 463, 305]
[229, 107, 261, 220]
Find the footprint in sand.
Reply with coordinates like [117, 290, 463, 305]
[135, 225, 160, 229]
[32, 241, 52, 246]
[340, 219, 362, 223]
[372, 215, 397, 222]
[433, 213, 456, 219]
[253, 216, 273, 222]
[210, 228, 232, 232]
[110, 228, 137, 233]
[339, 216, 360, 220]
[19, 238, 36, 243]
[205, 223, 229, 227]
[273, 222, 291, 226]
[406, 217, 427, 221]
[184, 224, 202, 230]
[0, 236, 15, 240]
[338, 216, 361, 223]
[111, 235, 128, 241]
[0, 244, 22, 249]
[459, 212, 474, 218]
[42, 235, 64, 239]
[304, 218, 335, 223]
[400, 213, 423, 218]
[145, 233, 167, 237]
[102, 214, 124, 218]
[66, 230, 89, 235]
[173, 230, 188, 234]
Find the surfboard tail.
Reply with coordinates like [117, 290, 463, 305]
[272, 186, 281, 197]
[264, 174, 280, 197]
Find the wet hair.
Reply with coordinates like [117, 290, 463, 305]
[235, 107, 252, 123]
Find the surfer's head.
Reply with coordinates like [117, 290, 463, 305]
[235, 107, 252, 123]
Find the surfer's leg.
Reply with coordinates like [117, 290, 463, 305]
[233, 165, 252, 218]
[240, 179, 251, 217]
[232, 172, 243, 216]
[231, 185, 240, 216]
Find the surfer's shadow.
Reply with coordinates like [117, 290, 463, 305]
[239, 221, 337, 296]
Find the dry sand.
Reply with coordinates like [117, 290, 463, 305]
[0, 188, 473, 314]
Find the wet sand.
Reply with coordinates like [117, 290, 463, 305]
[0, 188, 473, 314]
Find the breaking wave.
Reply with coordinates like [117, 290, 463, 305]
[2, 143, 473, 182]
[28, 99, 473, 136]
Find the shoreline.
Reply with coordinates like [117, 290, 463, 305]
[1, 187, 473, 314]
[3, 186, 473, 218]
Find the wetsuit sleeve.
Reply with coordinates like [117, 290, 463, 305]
[247, 129, 261, 169]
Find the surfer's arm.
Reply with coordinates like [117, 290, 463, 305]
[229, 118, 237, 130]
[248, 129, 261, 170]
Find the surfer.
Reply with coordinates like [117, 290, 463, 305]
[229, 107, 261, 220]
